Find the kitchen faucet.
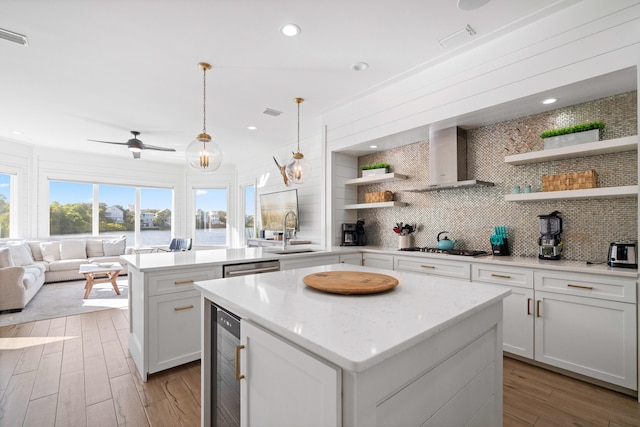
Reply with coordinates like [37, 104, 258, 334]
[282, 210, 297, 251]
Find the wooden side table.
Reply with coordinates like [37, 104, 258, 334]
[78, 264, 122, 299]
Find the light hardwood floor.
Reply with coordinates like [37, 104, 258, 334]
[1, 308, 639, 426]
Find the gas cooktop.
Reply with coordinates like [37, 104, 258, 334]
[398, 247, 490, 257]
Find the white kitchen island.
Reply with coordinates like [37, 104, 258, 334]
[195, 263, 510, 427]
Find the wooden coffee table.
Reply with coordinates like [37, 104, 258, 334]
[78, 264, 122, 299]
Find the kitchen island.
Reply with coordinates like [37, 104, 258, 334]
[195, 263, 510, 427]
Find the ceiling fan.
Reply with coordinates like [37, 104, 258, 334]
[88, 130, 176, 159]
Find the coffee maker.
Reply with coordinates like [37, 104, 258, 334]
[341, 219, 365, 246]
[538, 211, 563, 260]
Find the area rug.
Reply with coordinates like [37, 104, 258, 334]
[0, 277, 128, 327]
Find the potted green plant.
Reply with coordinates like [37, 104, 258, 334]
[360, 162, 390, 177]
[540, 121, 605, 149]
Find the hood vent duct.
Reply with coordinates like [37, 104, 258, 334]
[405, 126, 494, 192]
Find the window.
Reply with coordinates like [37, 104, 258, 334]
[141, 187, 173, 246]
[242, 184, 255, 245]
[0, 173, 10, 238]
[49, 181, 93, 238]
[99, 184, 135, 240]
[195, 188, 227, 245]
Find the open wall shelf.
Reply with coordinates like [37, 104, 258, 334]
[344, 172, 407, 186]
[344, 201, 408, 209]
[504, 185, 638, 202]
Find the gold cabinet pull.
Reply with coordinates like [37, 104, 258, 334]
[491, 273, 511, 279]
[567, 283, 593, 290]
[174, 305, 194, 311]
[174, 279, 195, 285]
[235, 345, 245, 381]
[536, 300, 541, 317]
[420, 265, 436, 269]
[527, 298, 532, 315]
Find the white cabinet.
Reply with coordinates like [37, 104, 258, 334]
[339, 253, 362, 265]
[279, 254, 340, 270]
[362, 253, 394, 270]
[472, 264, 534, 358]
[128, 265, 222, 381]
[395, 255, 471, 280]
[534, 271, 637, 390]
[240, 320, 341, 427]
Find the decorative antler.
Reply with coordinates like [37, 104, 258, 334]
[273, 157, 289, 186]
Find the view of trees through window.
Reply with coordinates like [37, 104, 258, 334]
[49, 181, 174, 245]
[195, 188, 227, 245]
[0, 173, 10, 238]
[243, 184, 255, 244]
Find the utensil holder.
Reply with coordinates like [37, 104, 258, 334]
[491, 238, 510, 256]
[398, 235, 410, 249]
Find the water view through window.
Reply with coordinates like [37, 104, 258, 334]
[0, 173, 10, 238]
[195, 188, 228, 245]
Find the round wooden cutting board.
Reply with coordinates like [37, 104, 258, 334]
[303, 271, 399, 295]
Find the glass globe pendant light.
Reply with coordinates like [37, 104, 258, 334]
[285, 97, 311, 184]
[186, 62, 222, 173]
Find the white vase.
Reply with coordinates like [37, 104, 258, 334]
[398, 235, 410, 249]
[543, 129, 599, 149]
[362, 168, 388, 177]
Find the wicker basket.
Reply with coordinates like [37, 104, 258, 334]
[365, 191, 394, 203]
[542, 170, 597, 192]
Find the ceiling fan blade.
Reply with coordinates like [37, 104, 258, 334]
[88, 139, 129, 146]
[132, 151, 141, 159]
[142, 144, 176, 152]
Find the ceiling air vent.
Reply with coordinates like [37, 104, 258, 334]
[263, 108, 283, 117]
[0, 28, 28, 46]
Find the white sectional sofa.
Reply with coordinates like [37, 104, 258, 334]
[0, 236, 129, 312]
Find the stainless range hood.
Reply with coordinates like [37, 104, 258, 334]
[405, 126, 493, 192]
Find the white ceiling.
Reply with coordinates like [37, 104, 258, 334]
[2, 0, 624, 166]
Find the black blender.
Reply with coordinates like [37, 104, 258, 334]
[538, 211, 563, 260]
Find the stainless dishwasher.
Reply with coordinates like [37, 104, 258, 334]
[222, 260, 280, 277]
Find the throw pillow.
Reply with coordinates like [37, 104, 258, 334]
[8, 242, 34, 266]
[86, 239, 105, 258]
[0, 247, 14, 268]
[40, 241, 61, 263]
[27, 241, 43, 261]
[59, 239, 87, 260]
[103, 238, 126, 256]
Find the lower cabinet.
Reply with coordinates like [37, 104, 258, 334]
[240, 320, 341, 427]
[534, 272, 637, 390]
[148, 290, 202, 374]
[339, 252, 363, 265]
[279, 254, 340, 270]
[472, 263, 638, 390]
[362, 252, 394, 270]
[395, 255, 471, 280]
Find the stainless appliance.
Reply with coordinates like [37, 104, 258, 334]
[538, 211, 562, 260]
[341, 219, 365, 246]
[222, 260, 280, 277]
[398, 247, 489, 256]
[608, 241, 638, 268]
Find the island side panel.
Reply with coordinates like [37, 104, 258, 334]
[128, 267, 148, 381]
[342, 301, 504, 427]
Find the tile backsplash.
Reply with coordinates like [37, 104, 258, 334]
[357, 91, 638, 262]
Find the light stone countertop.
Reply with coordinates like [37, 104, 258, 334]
[120, 245, 638, 278]
[194, 263, 510, 372]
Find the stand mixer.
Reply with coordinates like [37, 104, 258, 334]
[538, 211, 563, 260]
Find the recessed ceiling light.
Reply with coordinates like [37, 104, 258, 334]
[11, 130, 22, 135]
[457, 0, 490, 11]
[369, 145, 378, 149]
[247, 125, 257, 130]
[353, 62, 369, 71]
[542, 98, 557, 105]
[280, 24, 301, 37]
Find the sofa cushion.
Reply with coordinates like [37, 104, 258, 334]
[40, 241, 61, 262]
[47, 259, 86, 272]
[8, 243, 34, 266]
[24, 262, 47, 275]
[0, 247, 13, 268]
[59, 239, 87, 260]
[103, 238, 126, 256]
[86, 239, 105, 258]
[27, 241, 44, 261]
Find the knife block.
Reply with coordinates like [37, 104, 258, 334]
[491, 238, 510, 256]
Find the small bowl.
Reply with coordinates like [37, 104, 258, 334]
[97, 262, 113, 268]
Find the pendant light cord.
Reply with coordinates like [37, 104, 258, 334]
[297, 100, 300, 152]
[202, 66, 207, 135]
